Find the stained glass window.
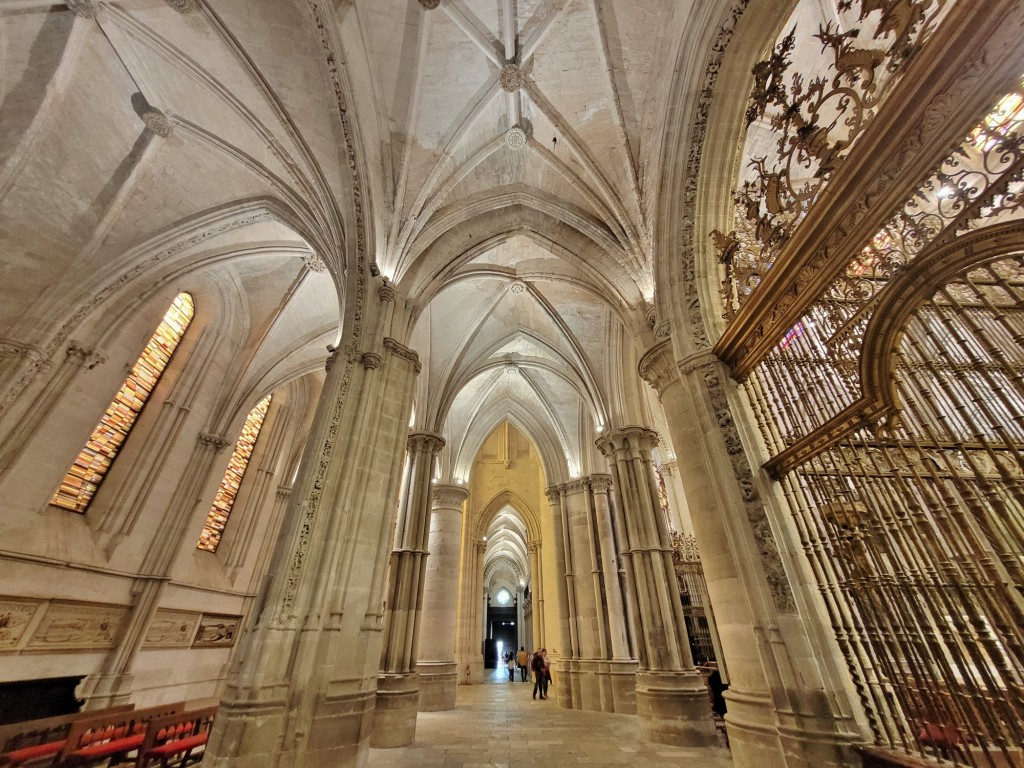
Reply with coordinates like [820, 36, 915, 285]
[778, 321, 805, 351]
[197, 394, 272, 553]
[51, 293, 195, 513]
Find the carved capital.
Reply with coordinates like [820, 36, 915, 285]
[275, 485, 293, 501]
[596, 426, 660, 460]
[544, 484, 563, 507]
[418, 0, 440, 8]
[360, 352, 382, 370]
[198, 432, 232, 453]
[432, 483, 469, 510]
[564, 477, 590, 495]
[589, 473, 612, 495]
[638, 338, 679, 397]
[383, 337, 421, 373]
[408, 430, 445, 455]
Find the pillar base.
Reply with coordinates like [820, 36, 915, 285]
[635, 670, 717, 747]
[205, 688, 374, 768]
[417, 661, 457, 711]
[369, 673, 418, 748]
[608, 659, 638, 714]
[457, 657, 484, 685]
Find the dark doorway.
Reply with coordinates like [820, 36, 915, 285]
[485, 606, 516, 668]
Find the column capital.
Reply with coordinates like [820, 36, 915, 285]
[527, 540, 542, 554]
[384, 337, 422, 373]
[544, 484, 563, 506]
[408, 430, 445, 454]
[589, 473, 613, 494]
[638, 338, 679, 398]
[564, 477, 590, 495]
[596, 426, 660, 459]
[432, 483, 469, 510]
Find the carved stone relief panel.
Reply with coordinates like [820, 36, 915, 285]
[26, 601, 128, 651]
[143, 609, 203, 649]
[0, 598, 44, 650]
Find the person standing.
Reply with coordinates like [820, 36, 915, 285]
[516, 646, 528, 682]
[507, 655, 516, 682]
[540, 648, 551, 700]
[531, 649, 547, 699]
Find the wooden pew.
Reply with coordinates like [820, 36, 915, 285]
[59, 703, 184, 768]
[0, 706, 133, 767]
[134, 707, 216, 768]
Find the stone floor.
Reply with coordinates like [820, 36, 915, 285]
[366, 667, 733, 768]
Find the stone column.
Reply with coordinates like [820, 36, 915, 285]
[417, 483, 468, 711]
[527, 540, 544, 650]
[204, 280, 422, 768]
[597, 427, 716, 747]
[546, 484, 577, 707]
[590, 474, 637, 713]
[639, 338, 860, 768]
[371, 431, 444, 747]
[455, 539, 486, 684]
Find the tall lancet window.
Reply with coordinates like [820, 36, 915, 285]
[197, 394, 272, 553]
[51, 292, 195, 513]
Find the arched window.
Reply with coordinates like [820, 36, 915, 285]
[197, 394, 272, 553]
[51, 292, 195, 513]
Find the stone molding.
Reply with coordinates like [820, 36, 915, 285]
[431, 484, 468, 510]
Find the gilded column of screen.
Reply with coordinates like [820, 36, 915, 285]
[812, 444, 947, 751]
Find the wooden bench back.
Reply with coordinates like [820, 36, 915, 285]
[136, 706, 217, 761]
[0, 705, 133, 753]
[61, 702, 184, 757]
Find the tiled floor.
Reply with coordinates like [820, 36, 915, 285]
[366, 668, 733, 768]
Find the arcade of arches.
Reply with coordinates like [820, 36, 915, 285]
[1, 2, 1023, 768]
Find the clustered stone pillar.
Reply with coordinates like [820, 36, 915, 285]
[416, 483, 469, 711]
[455, 538, 487, 684]
[526, 540, 544, 650]
[638, 339, 860, 768]
[544, 477, 635, 713]
[371, 431, 445, 747]
[597, 427, 717, 746]
[205, 278, 422, 768]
